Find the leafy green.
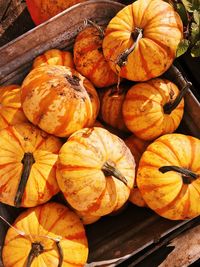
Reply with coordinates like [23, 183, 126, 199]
[191, 22, 200, 44]
[176, 39, 190, 57]
[176, 3, 188, 25]
[182, 0, 200, 12]
[191, 40, 200, 56]
[193, 9, 200, 24]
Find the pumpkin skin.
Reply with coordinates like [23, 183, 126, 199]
[76, 210, 100, 225]
[26, 0, 87, 25]
[99, 84, 130, 132]
[0, 123, 62, 207]
[21, 65, 100, 137]
[0, 85, 28, 130]
[137, 133, 200, 220]
[33, 49, 75, 69]
[2, 202, 88, 267]
[74, 26, 119, 88]
[57, 127, 135, 217]
[122, 78, 184, 140]
[125, 135, 149, 207]
[102, 0, 183, 81]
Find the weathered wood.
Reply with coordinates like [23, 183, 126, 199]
[159, 224, 200, 267]
[0, 0, 26, 37]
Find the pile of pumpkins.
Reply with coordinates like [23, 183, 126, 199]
[1, 0, 200, 266]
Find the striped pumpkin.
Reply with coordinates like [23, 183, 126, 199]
[74, 26, 118, 88]
[0, 85, 28, 130]
[122, 78, 184, 140]
[21, 65, 100, 137]
[26, 0, 87, 25]
[99, 84, 130, 132]
[33, 49, 75, 69]
[102, 0, 183, 81]
[125, 135, 150, 207]
[2, 202, 88, 266]
[137, 133, 200, 220]
[0, 123, 62, 207]
[57, 127, 135, 217]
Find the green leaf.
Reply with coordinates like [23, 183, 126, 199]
[193, 9, 200, 24]
[191, 22, 200, 44]
[176, 3, 188, 25]
[182, 0, 200, 12]
[176, 39, 190, 57]
[191, 40, 200, 56]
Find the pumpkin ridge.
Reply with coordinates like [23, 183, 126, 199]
[32, 84, 61, 125]
[133, 116, 163, 136]
[139, 180, 179, 194]
[147, 148, 176, 165]
[157, 139, 182, 165]
[155, 184, 188, 215]
[33, 166, 58, 197]
[124, 109, 161, 122]
[134, 0, 153, 28]
[45, 212, 67, 233]
[125, 93, 161, 104]
[64, 231, 86, 241]
[145, 37, 174, 59]
[86, 56, 103, 82]
[181, 189, 190, 218]
[58, 164, 97, 172]
[93, 127, 108, 156]
[143, 5, 175, 30]
[187, 136, 196, 170]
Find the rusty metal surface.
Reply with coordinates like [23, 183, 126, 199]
[0, 1, 200, 267]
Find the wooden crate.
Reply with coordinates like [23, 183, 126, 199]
[0, 1, 200, 266]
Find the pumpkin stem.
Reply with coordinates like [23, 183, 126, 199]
[84, 19, 104, 39]
[163, 81, 192, 114]
[26, 242, 44, 267]
[14, 152, 35, 207]
[56, 241, 64, 267]
[159, 165, 199, 184]
[102, 160, 128, 186]
[116, 27, 143, 68]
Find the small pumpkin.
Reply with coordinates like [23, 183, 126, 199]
[76, 210, 101, 225]
[0, 85, 28, 130]
[0, 123, 62, 207]
[102, 0, 183, 81]
[125, 135, 150, 207]
[122, 78, 185, 140]
[74, 25, 119, 88]
[137, 133, 200, 220]
[2, 202, 88, 266]
[21, 65, 100, 137]
[99, 84, 130, 132]
[57, 127, 135, 217]
[33, 49, 75, 69]
[26, 0, 87, 25]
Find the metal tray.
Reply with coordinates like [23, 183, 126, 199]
[0, 1, 200, 266]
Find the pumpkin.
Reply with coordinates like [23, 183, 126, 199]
[99, 84, 129, 132]
[0, 123, 62, 207]
[74, 25, 119, 88]
[137, 133, 200, 220]
[76, 210, 100, 225]
[122, 78, 185, 140]
[125, 135, 150, 207]
[56, 127, 135, 217]
[102, 0, 183, 81]
[21, 65, 100, 137]
[0, 85, 28, 130]
[2, 202, 88, 266]
[33, 49, 75, 69]
[26, 0, 87, 25]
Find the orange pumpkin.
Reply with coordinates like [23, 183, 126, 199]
[26, 0, 87, 25]
[57, 127, 135, 217]
[33, 49, 75, 69]
[21, 65, 100, 137]
[125, 135, 150, 207]
[76, 210, 100, 225]
[137, 133, 200, 220]
[0, 123, 62, 207]
[99, 84, 129, 132]
[2, 202, 88, 266]
[122, 78, 185, 140]
[0, 85, 28, 130]
[102, 0, 183, 81]
[74, 26, 119, 88]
